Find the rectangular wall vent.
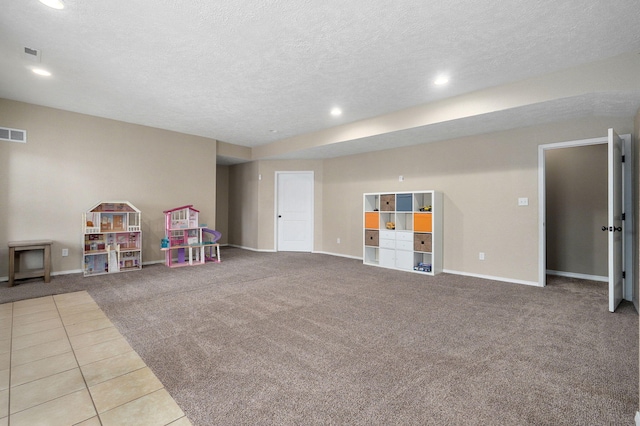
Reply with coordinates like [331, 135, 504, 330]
[0, 127, 27, 143]
[23, 46, 41, 62]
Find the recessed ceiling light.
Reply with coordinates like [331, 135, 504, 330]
[434, 75, 449, 86]
[330, 107, 342, 117]
[38, 0, 64, 9]
[32, 68, 52, 76]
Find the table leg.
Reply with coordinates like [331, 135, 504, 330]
[8, 247, 16, 287]
[44, 244, 51, 283]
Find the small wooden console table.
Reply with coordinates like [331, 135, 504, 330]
[8, 240, 53, 287]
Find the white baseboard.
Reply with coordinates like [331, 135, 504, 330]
[227, 246, 362, 259]
[313, 251, 362, 260]
[317, 253, 539, 286]
[228, 244, 276, 253]
[546, 270, 607, 282]
[53, 269, 83, 276]
[443, 269, 540, 287]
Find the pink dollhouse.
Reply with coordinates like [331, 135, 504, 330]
[162, 205, 221, 267]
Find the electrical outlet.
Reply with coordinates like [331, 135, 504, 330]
[479, 252, 485, 260]
[337, 237, 341, 244]
[62, 248, 69, 257]
[518, 197, 529, 206]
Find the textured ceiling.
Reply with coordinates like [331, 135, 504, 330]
[1, 0, 639, 163]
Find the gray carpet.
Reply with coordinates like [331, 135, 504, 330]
[2, 248, 638, 425]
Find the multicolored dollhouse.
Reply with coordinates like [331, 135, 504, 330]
[162, 205, 221, 267]
[83, 201, 142, 276]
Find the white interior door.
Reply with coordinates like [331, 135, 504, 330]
[539, 132, 634, 312]
[608, 128, 623, 312]
[276, 172, 313, 252]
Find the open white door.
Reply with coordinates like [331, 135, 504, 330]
[276, 171, 314, 252]
[608, 128, 623, 312]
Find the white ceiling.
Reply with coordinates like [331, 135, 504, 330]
[1, 0, 639, 164]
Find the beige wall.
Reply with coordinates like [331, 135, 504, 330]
[545, 144, 608, 277]
[227, 160, 324, 251]
[216, 165, 229, 245]
[0, 99, 217, 277]
[323, 128, 539, 281]
[227, 115, 633, 284]
[228, 161, 259, 249]
[320, 116, 632, 283]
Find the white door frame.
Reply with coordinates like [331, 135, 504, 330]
[274, 171, 314, 252]
[538, 134, 633, 303]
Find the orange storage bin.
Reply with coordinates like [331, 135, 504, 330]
[365, 212, 379, 229]
[414, 213, 432, 232]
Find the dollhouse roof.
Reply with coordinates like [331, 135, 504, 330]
[87, 201, 140, 213]
[163, 205, 200, 214]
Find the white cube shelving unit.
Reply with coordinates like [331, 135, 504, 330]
[363, 190, 442, 275]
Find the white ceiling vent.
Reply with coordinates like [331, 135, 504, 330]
[0, 127, 27, 143]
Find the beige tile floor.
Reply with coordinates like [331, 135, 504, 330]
[0, 291, 191, 426]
